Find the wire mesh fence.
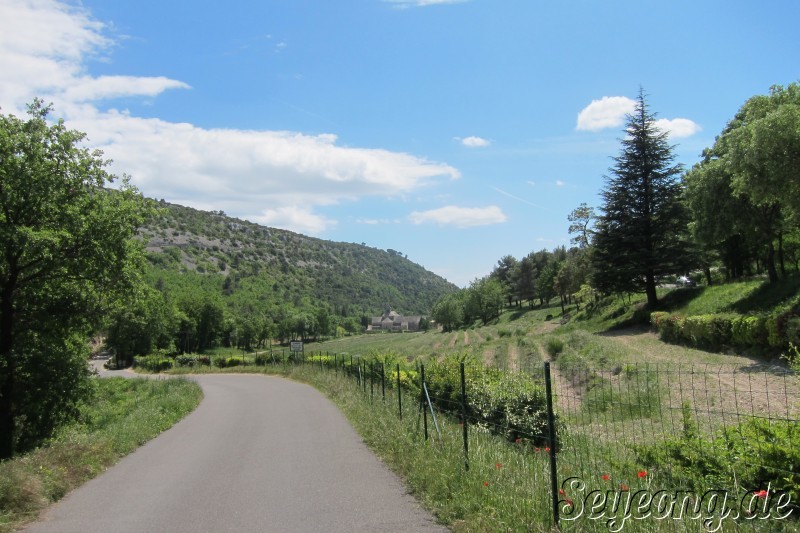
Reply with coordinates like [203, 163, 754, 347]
[287, 351, 799, 530]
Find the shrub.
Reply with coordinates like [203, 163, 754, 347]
[636, 408, 800, 503]
[730, 315, 768, 346]
[132, 355, 172, 372]
[545, 337, 564, 358]
[174, 354, 197, 367]
[650, 312, 685, 343]
[682, 315, 733, 349]
[421, 356, 554, 446]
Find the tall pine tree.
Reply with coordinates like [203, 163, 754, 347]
[591, 89, 691, 308]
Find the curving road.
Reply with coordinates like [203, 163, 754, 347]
[26, 371, 446, 533]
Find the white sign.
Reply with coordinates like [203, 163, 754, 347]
[290, 340, 304, 352]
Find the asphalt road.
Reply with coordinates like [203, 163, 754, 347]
[26, 372, 446, 532]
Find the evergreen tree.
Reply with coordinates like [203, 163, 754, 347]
[591, 90, 691, 307]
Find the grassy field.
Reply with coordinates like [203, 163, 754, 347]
[0, 377, 202, 533]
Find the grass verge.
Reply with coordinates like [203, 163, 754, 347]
[0, 377, 202, 532]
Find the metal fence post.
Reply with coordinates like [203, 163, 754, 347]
[421, 364, 428, 441]
[460, 362, 469, 471]
[397, 363, 402, 420]
[544, 362, 559, 527]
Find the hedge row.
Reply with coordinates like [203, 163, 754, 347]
[650, 310, 800, 351]
[331, 353, 554, 445]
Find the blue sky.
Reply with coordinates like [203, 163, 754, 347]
[1, 0, 798, 286]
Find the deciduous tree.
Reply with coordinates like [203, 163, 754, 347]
[0, 101, 148, 458]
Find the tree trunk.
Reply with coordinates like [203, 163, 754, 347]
[645, 273, 658, 308]
[704, 267, 712, 286]
[778, 231, 786, 279]
[0, 287, 16, 459]
[766, 241, 779, 283]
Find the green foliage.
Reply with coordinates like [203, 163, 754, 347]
[141, 202, 457, 325]
[591, 90, 692, 307]
[422, 356, 553, 444]
[0, 101, 149, 458]
[651, 306, 800, 351]
[0, 377, 201, 531]
[545, 337, 564, 357]
[685, 82, 800, 283]
[636, 408, 800, 503]
[132, 355, 174, 372]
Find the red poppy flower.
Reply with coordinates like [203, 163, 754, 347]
[495, 463, 502, 469]
[534, 447, 540, 453]
[559, 488, 566, 495]
[602, 474, 611, 481]
[619, 483, 629, 491]
[754, 490, 768, 499]
[637, 470, 647, 478]
[483, 481, 490, 487]
[545, 447, 551, 452]
[565, 498, 574, 506]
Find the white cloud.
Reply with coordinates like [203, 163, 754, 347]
[0, 0, 460, 235]
[555, 180, 565, 187]
[655, 118, 702, 138]
[576, 96, 636, 131]
[408, 205, 507, 228]
[459, 135, 490, 148]
[384, 0, 469, 8]
[356, 218, 395, 225]
[63, 76, 190, 102]
[250, 206, 335, 235]
[577, 96, 701, 139]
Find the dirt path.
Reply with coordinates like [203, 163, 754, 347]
[448, 332, 458, 348]
[507, 343, 520, 372]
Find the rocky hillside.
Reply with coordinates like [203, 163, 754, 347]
[140, 200, 457, 317]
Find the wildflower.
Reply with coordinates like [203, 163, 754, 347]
[565, 498, 574, 506]
[534, 447, 540, 453]
[619, 483, 629, 491]
[495, 463, 502, 469]
[754, 490, 768, 499]
[637, 470, 647, 478]
[559, 488, 566, 496]
[544, 447, 551, 453]
[602, 474, 611, 481]
[484, 481, 490, 487]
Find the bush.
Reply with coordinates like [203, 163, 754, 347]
[730, 315, 768, 346]
[421, 356, 554, 446]
[132, 355, 173, 372]
[650, 312, 685, 343]
[174, 354, 197, 367]
[682, 314, 733, 349]
[545, 337, 564, 358]
[636, 407, 800, 504]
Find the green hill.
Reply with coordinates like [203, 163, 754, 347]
[139, 200, 457, 318]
